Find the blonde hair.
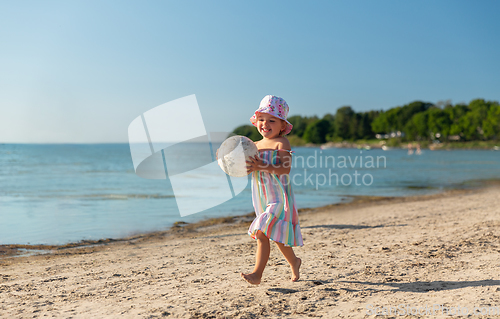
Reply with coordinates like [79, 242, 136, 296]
[279, 119, 287, 136]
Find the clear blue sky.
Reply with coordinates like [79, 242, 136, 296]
[1, 0, 499, 143]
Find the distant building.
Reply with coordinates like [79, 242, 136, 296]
[375, 131, 405, 139]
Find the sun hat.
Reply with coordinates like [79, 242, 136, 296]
[250, 95, 293, 135]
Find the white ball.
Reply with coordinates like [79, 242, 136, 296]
[218, 136, 259, 177]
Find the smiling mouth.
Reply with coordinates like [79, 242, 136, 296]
[261, 128, 271, 133]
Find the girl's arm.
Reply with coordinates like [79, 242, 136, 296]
[246, 139, 292, 175]
[246, 151, 291, 175]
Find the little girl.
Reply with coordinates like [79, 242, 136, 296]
[241, 95, 303, 285]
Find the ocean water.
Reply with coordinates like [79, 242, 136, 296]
[1, 144, 499, 245]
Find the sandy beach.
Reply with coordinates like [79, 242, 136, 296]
[1, 185, 500, 318]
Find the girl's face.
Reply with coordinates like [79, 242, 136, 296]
[256, 113, 286, 139]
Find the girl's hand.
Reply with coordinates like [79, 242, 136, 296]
[246, 155, 263, 174]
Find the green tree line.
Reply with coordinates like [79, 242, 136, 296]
[232, 99, 500, 143]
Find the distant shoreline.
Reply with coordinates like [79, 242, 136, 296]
[294, 140, 500, 150]
[1, 140, 498, 151]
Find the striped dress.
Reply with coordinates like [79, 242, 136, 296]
[248, 149, 304, 247]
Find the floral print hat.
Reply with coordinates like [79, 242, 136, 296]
[250, 95, 293, 135]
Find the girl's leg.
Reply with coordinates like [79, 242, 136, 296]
[241, 230, 270, 285]
[275, 242, 301, 282]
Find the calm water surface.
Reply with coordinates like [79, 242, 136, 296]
[1, 144, 499, 245]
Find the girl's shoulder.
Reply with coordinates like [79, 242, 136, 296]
[257, 137, 292, 154]
[273, 137, 292, 152]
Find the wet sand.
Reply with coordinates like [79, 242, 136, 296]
[1, 185, 500, 318]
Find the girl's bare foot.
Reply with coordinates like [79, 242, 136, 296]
[291, 258, 301, 282]
[241, 272, 261, 285]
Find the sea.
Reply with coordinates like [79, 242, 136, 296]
[1, 144, 499, 245]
